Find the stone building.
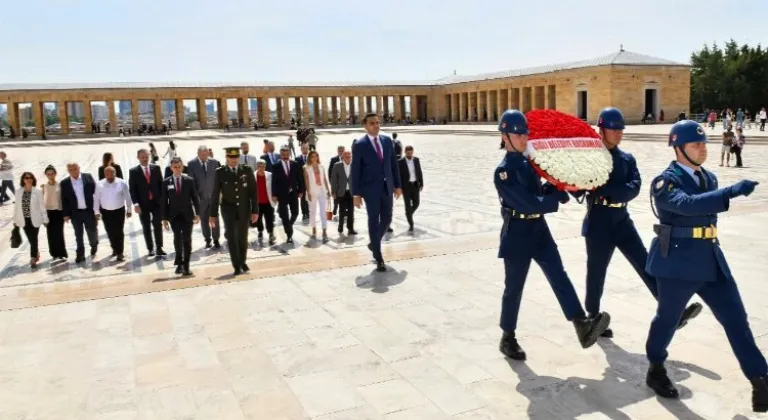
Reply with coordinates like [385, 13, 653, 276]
[0, 49, 689, 135]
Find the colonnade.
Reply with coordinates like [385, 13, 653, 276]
[0, 92, 429, 136]
[445, 85, 557, 123]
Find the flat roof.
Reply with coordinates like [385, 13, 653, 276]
[0, 50, 688, 92]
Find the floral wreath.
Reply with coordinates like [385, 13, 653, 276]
[525, 109, 612, 191]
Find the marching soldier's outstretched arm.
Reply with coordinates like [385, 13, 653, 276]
[494, 168, 560, 214]
[597, 156, 642, 203]
[653, 176, 729, 216]
[210, 169, 222, 218]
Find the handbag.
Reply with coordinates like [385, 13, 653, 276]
[11, 226, 22, 248]
[326, 198, 333, 221]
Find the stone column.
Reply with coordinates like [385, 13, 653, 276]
[33, 101, 46, 137]
[82, 101, 93, 134]
[382, 96, 390, 117]
[154, 98, 163, 129]
[331, 97, 339, 124]
[393, 95, 403, 122]
[260, 98, 270, 127]
[238, 98, 250, 128]
[458, 93, 465, 122]
[282, 96, 291, 126]
[365, 96, 372, 114]
[59, 101, 71, 135]
[321, 97, 329, 125]
[217, 98, 227, 128]
[410, 95, 418, 120]
[313, 96, 321, 123]
[196, 99, 207, 129]
[340, 97, 348, 125]
[496, 90, 504, 117]
[477, 92, 486, 122]
[7, 103, 19, 135]
[301, 96, 310, 124]
[175, 99, 184, 130]
[377, 96, 384, 119]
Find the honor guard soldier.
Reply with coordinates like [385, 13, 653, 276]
[581, 107, 702, 337]
[495, 109, 610, 361]
[644, 120, 768, 412]
[211, 147, 259, 276]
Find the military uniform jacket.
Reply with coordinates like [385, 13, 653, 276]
[645, 161, 732, 282]
[582, 147, 641, 239]
[494, 152, 561, 258]
[210, 164, 259, 218]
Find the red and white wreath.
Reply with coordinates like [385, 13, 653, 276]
[525, 109, 612, 191]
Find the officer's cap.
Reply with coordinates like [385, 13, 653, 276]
[224, 147, 241, 158]
[597, 107, 625, 130]
[668, 120, 707, 147]
[498, 109, 528, 135]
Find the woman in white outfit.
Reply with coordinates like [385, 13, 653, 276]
[303, 151, 331, 242]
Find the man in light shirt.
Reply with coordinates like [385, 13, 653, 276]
[94, 166, 133, 262]
[239, 141, 258, 171]
[0, 151, 14, 205]
[331, 150, 356, 235]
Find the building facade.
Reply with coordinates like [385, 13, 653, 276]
[0, 50, 690, 135]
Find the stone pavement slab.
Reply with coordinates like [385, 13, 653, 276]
[0, 130, 766, 419]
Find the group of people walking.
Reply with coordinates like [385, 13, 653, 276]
[493, 106, 766, 413]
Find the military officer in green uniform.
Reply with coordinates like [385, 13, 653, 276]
[211, 147, 259, 275]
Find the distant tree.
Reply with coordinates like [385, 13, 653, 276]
[691, 40, 768, 113]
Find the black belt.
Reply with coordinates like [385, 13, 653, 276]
[592, 198, 627, 208]
[671, 225, 718, 239]
[502, 207, 541, 219]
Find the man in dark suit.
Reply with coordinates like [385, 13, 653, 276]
[331, 150, 356, 235]
[271, 144, 304, 243]
[328, 145, 344, 216]
[260, 141, 280, 173]
[294, 143, 310, 221]
[161, 158, 200, 276]
[129, 148, 166, 257]
[60, 162, 98, 263]
[186, 145, 220, 248]
[351, 113, 402, 271]
[398, 145, 424, 232]
[211, 147, 259, 275]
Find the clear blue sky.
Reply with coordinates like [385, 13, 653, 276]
[1, 0, 765, 84]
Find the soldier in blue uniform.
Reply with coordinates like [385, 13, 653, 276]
[495, 109, 610, 361]
[644, 120, 768, 412]
[579, 107, 702, 337]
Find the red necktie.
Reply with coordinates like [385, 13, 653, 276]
[373, 137, 383, 162]
[144, 167, 153, 200]
[175, 177, 181, 196]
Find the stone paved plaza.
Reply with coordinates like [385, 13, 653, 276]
[0, 127, 767, 419]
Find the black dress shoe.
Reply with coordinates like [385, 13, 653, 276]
[268, 235, 276, 245]
[75, 256, 86, 264]
[111, 252, 117, 257]
[676, 302, 703, 330]
[348, 230, 357, 235]
[205, 241, 212, 249]
[573, 312, 611, 349]
[589, 314, 613, 338]
[156, 249, 167, 257]
[90, 246, 98, 257]
[182, 268, 193, 276]
[148, 250, 155, 257]
[257, 232, 263, 240]
[213, 241, 221, 249]
[751, 376, 768, 412]
[233, 268, 242, 276]
[499, 331, 526, 360]
[408, 225, 414, 232]
[175, 266, 183, 274]
[367, 243, 373, 251]
[241, 264, 250, 273]
[287, 237, 293, 244]
[376, 260, 386, 272]
[338, 226, 343, 234]
[387, 228, 393, 233]
[116, 254, 125, 262]
[646, 363, 679, 399]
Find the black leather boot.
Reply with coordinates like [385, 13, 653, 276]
[676, 302, 703, 330]
[589, 313, 613, 338]
[646, 363, 679, 398]
[574, 312, 611, 349]
[750, 375, 768, 412]
[499, 331, 526, 361]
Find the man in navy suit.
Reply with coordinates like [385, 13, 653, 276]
[60, 162, 99, 263]
[351, 113, 402, 272]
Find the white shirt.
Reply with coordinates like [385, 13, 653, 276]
[70, 176, 87, 209]
[94, 178, 133, 213]
[0, 158, 13, 181]
[343, 162, 351, 190]
[405, 157, 417, 182]
[761, 110, 767, 119]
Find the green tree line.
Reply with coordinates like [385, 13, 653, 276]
[690, 40, 768, 113]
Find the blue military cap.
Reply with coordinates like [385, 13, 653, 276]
[668, 120, 707, 147]
[498, 109, 529, 135]
[597, 107, 625, 130]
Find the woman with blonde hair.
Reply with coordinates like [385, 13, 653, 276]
[302, 150, 331, 242]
